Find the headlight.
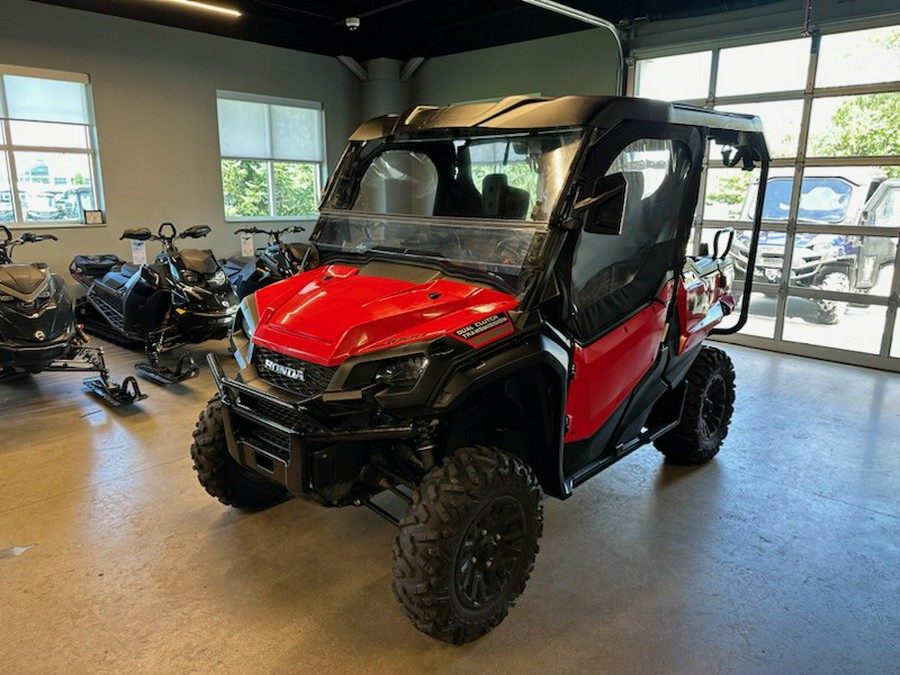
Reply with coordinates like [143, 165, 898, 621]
[375, 354, 428, 390]
[208, 270, 226, 287]
[181, 270, 199, 284]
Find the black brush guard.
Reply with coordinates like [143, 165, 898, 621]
[207, 353, 415, 496]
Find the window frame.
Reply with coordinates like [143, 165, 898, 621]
[631, 20, 900, 372]
[0, 65, 103, 228]
[566, 125, 701, 342]
[216, 91, 327, 223]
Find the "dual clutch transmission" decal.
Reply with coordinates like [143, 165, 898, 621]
[453, 313, 513, 347]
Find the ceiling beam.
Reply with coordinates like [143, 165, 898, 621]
[336, 55, 368, 81]
[399, 57, 426, 82]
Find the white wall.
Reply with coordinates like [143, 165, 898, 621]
[410, 29, 619, 105]
[0, 0, 359, 279]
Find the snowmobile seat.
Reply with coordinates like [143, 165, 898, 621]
[286, 243, 312, 263]
[179, 248, 218, 275]
[100, 264, 140, 291]
[72, 254, 127, 279]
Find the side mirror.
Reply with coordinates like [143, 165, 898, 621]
[120, 227, 154, 241]
[575, 173, 627, 235]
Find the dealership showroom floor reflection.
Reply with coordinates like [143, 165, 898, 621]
[1, 339, 898, 674]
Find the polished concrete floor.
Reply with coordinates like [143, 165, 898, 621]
[1, 341, 898, 674]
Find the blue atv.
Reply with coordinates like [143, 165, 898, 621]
[732, 174, 898, 324]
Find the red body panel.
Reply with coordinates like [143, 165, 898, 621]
[564, 288, 671, 443]
[251, 265, 518, 366]
[678, 267, 735, 355]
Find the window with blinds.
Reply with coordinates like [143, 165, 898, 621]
[216, 92, 325, 220]
[0, 66, 102, 224]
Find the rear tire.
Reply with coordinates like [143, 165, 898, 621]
[654, 346, 735, 465]
[190, 395, 286, 508]
[392, 445, 543, 644]
[814, 271, 850, 325]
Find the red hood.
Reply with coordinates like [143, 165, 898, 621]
[252, 265, 518, 366]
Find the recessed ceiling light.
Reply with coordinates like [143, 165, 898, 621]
[162, 0, 241, 18]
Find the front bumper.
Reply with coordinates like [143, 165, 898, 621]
[177, 306, 238, 342]
[732, 246, 850, 286]
[0, 334, 73, 370]
[208, 354, 414, 498]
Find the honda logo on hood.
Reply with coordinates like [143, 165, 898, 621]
[263, 358, 305, 381]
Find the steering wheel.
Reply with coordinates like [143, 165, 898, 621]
[494, 237, 525, 266]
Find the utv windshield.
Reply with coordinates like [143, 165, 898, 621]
[314, 129, 583, 293]
[761, 177, 855, 223]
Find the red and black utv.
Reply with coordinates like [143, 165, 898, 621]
[190, 95, 769, 644]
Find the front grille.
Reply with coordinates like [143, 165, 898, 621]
[246, 425, 291, 462]
[254, 346, 336, 400]
[237, 393, 327, 435]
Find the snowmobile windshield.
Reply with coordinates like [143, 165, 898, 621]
[315, 129, 583, 293]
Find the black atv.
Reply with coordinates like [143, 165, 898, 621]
[222, 225, 318, 299]
[70, 222, 239, 385]
[0, 225, 145, 405]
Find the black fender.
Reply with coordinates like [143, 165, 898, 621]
[430, 331, 571, 499]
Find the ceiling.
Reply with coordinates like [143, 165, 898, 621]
[34, 0, 781, 61]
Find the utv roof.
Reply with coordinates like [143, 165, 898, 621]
[350, 95, 768, 147]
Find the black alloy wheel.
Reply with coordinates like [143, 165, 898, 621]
[454, 496, 527, 611]
[653, 346, 736, 465]
[392, 445, 543, 644]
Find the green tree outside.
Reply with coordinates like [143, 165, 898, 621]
[221, 159, 268, 218]
[705, 172, 754, 213]
[808, 92, 900, 177]
[808, 31, 900, 177]
[471, 162, 538, 202]
[221, 160, 318, 218]
[274, 162, 318, 216]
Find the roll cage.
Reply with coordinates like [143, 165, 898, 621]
[316, 96, 770, 331]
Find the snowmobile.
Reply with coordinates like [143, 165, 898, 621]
[0, 225, 145, 405]
[70, 222, 239, 385]
[222, 225, 318, 299]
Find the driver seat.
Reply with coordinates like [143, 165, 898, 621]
[482, 174, 530, 219]
[100, 263, 141, 291]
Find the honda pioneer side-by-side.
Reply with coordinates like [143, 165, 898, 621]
[190, 96, 769, 643]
